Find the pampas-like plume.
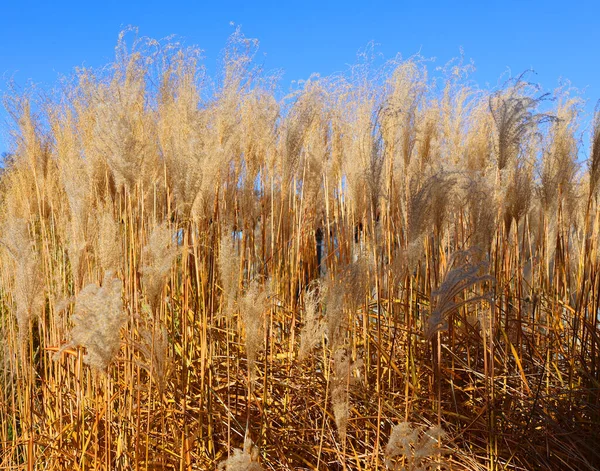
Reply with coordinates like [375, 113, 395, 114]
[2, 219, 44, 343]
[324, 251, 374, 348]
[426, 249, 495, 339]
[298, 287, 325, 360]
[462, 175, 495, 250]
[96, 202, 122, 274]
[137, 321, 171, 394]
[384, 422, 447, 470]
[238, 281, 269, 374]
[323, 278, 345, 347]
[58, 271, 126, 370]
[140, 223, 179, 309]
[331, 347, 363, 444]
[218, 437, 264, 471]
[93, 32, 159, 191]
[490, 74, 555, 171]
[405, 172, 456, 265]
[331, 348, 351, 444]
[218, 228, 241, 318]
[502, 161, 533, 233]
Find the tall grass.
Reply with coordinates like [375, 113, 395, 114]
[1, 29, 599, 470]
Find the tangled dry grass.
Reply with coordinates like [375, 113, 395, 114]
[1, 29, 599, 470]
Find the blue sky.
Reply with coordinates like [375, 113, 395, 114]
[1, 0, 599, 155]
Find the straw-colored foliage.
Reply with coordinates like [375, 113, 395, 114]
[1, 30, 599, 470]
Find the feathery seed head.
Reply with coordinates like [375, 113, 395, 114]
[60, 271, 126, 370]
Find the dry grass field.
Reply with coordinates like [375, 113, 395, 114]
[1, 30, 599, 470]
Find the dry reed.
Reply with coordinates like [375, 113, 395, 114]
[0, 29, 599, 471]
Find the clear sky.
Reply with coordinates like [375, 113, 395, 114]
[1, 0, 599, 155]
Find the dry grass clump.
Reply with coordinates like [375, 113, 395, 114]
[1, 29, 600, 471]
